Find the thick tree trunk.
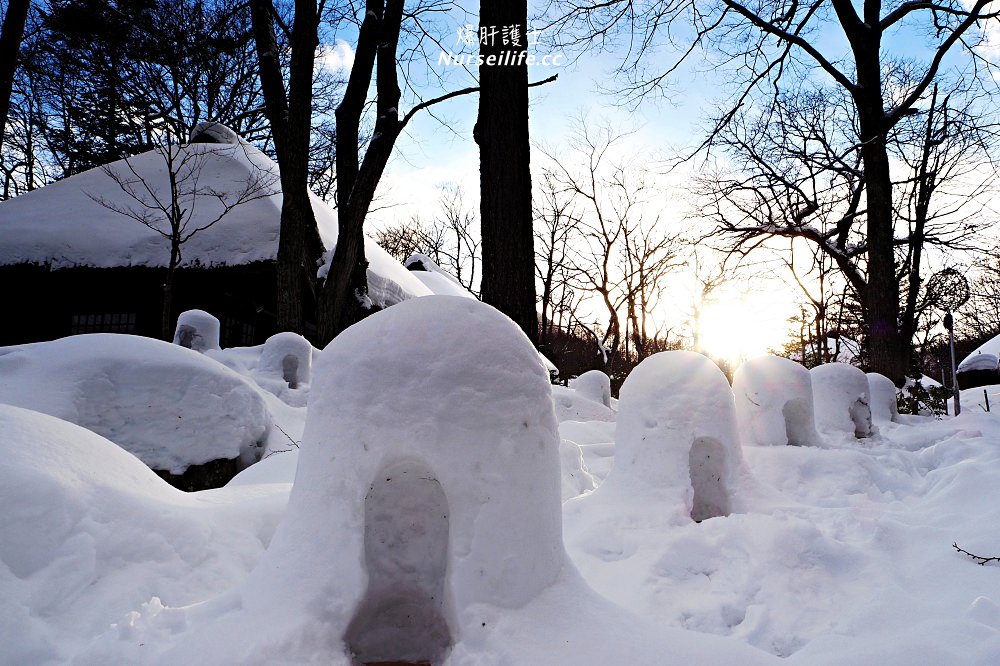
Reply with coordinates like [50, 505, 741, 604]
[476, 1, 538, 345]
[852, 26, 906, 385]
[0, 0, 30, 151]
[249, 0, 324, 335]
[317, 0, 403, 343]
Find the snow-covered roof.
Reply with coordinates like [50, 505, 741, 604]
[0, 123, 431, 306]
[958, 351, 1000, 373]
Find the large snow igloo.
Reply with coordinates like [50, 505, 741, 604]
[810, 362, 875, 438]
[733, 355, 819, 447]
[203, 296, 564, 664]
[597, 350, 745, 524]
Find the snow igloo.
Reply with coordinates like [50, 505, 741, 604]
[170, 296, 565, 664]
[569, 369, 613, 408]
[810, 363, 875, 438]
[733, 355, 819, 447]
[252, 332, 313, 406]
[172, 309, 220, 352]
[595, 350, 745, 524]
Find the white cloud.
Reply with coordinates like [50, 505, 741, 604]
[318, 40, 355, 74]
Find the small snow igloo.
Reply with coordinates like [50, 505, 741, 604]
[605, 350, 745, 524]
[810, 362, 875, 438]
[172, 309, 220, 352]
[569, 370, 613, 408]
[224, 296, 565, 664]
[733, 355, 819, 447]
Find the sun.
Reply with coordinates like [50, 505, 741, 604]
[698, 293, 794, 365]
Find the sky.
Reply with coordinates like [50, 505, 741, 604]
[316, 1, 999, 364]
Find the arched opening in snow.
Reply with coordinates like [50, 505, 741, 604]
[175, 325, 196, 349]
[345, 459, 453, 665]
[689, 437, 730, 522]
[281, 354, 299, 389]
[849, 399, 872, 438]
[783, 399, 813, 446]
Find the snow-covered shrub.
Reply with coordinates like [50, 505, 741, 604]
[602, 350, 745, 523]
[254, 332, 312, 391]
[172, 309, 220, 352]
[810, 363, 875, 438]
[898, 377, 950, 417]
[866, 372, 900, 423]
[0, 334, 268, 477]
[569, 369, 613, 408]
[733, 355, 819, 447]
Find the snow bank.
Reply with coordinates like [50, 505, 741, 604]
[733, 355, 819, 447]
[92, 297, 775, 666]
[569, 369, 613, 408]
[0, 405, 287, 664]
[867, 372, 900, 424]
[811, 363, 875, 438]
[551, 384, 616, 421]
[172, 309, 220, 352]
[0, 334, 269, 473]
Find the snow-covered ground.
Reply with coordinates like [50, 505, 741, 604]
[3, 297, 1000, 664]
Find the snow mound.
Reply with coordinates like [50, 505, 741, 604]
[0, 405, 286, 665]
[172, 309, 221, 352]
[570, 369, 613, 408]
[560, 438, 599, 500]
[810, 363, 875, 439]
[0, 334, 269, 473]
[867, 372, 900, 424]
[733, 355, 819, 447]
[551, 384, 616, 421]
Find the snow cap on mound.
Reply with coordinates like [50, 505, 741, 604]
[608, 350, 745, 523]
[172, 309, 220, 352]
[570, 369, 613, 408]
[810, 363, 874, 438]
[733, 355, 819, 447]
[0, 334, 269, 473]
[866, 372, 900, 424]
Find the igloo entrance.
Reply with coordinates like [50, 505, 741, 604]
[345, 459, 453, 666]
[688, 436, 730, 522]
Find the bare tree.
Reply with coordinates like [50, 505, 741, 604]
[696, 81, 996, 377]
[0, 0, 30, 152]
[540, 117, 682, 373]
[89, 138, 277, 338]
[545, 0, 1000, 384]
